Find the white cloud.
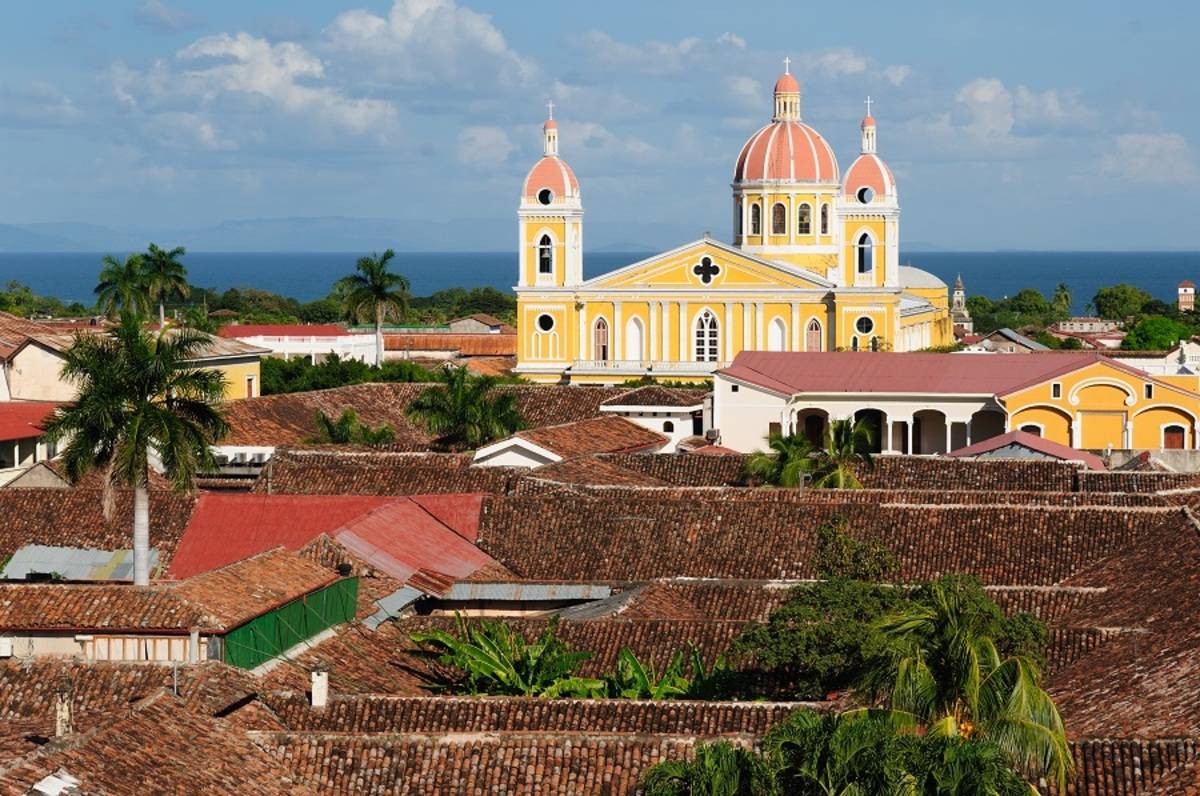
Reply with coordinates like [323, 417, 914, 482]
[1102, 133, 1197, 184]
[457, 125, 516, 166]
[133, 0, 202, 33]
[716, 32, 746, 49]
[797, 48, 868, 79]
[580, 30, 741, 76]
[955, 78, 1015, 138]
[324, 0, 535, 88]
[0, 82, 83, 128]
[883, 64, 912, 87]
[724, 76, 763, 110]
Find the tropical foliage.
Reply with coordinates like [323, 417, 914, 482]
[41, 313, 228, 586]
[1121, 315, 1190, 351]
[259, 354, 451, 395]
[141, 243, 190, 325]
[644, 709, 1032, 795]
[411, 615, 604, 698]
[94, 254, 151, 318]
[406, 365, 524, 449]
[859, 576, 1070, 790]
[307, 409, 395, 446]
[335, 248, 411, 366]
[744, 418, 876, 490]
[605, 646, 730, 701]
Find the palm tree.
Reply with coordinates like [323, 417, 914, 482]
[142, 243, 190, 326]
[762, 709, 911, 795]
[405, 365, 523, 449]
[743, 432, 814, 487]
[810, 417, 874, 489]
[307, 409, 395, 446]
[859, 577, 1072, 791]
[40, 314, 229, 586]
[335, 249, 409, 366]
[1051, 283, 1072, 317]
[94, 254, 150, 318]
[642, 741, 773, 796]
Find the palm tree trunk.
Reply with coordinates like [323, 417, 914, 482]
[375, 305, 384, 367]
[132, 481, 151, 586]
[159, 302, 165, 327]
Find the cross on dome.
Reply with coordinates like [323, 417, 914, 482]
[864, 96, 873, 117]
[546, 99, 554, 120]
[783, 56, 791, 74]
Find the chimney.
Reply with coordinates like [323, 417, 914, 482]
[54, 687, 72, 738]
[310, 669, 329, 708]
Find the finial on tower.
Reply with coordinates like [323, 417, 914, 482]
[542, 101, 559, 156]
[860, 98, 877, 154]
[864, 96, 873, 118]
[783, 56, 791, 74]
[546, 99, 554, 120]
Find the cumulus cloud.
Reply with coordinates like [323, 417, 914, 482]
[1102, 133, 1198, 184]
[579, 30, 743, 76]
[795, 48, 869, 79]
[324, 0, 535, 88]
[457, 125, 516, 166]
[0, 82, 83, 128]
[883, 64, 912, 87]
[133, 0, 203, 33]
[723, 76, 763, 110]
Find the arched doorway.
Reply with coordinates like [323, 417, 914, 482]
[806, 319, 823, 352]
[624, 317, 644, 362]
[767, 317, 786, 352]
[1164, 425, 1187, 449]
[854, 409, 886, 454]
[913, 409, 948, 455]
[593, 317, 609, 361]
[969, 410, 1006, 445]
[796, 408, 829, 447]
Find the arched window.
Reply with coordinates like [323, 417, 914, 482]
[663, 420, 675, 433]
[851, 337, 859, 351]
[767, 317, 786, 351]
[624, 316, 644, 362]
[856, 233, 873, 274]
[820, 203, 829, 235]
[750, 203, 761, 235]
[797, 203, 811, 235]
[593, 318, 609, 361]
[694, 310, 719, 362]
[771, 203, 786, 235]
[806, 319, 822, 352]
[537, 234, 553, 275]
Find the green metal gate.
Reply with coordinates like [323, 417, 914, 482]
[221, 577, 358, 670]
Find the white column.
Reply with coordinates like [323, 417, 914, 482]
[742, 302, 752, 352]
[755, 301, 765, 349]
[724, 303, 734, 361]
[790, 303, 800, 350]
[578, 308, 587, 362]
[789, 194, 796, 245]
[944, 421, 951, 454]
[679, 301, 689, 361]
[1071, 414, 1081, 448]
[613, 302, 623, 362]
[908, 417, 916, 455]
[884, 420, 894, 453]
[649, 302, 658, 362]
[662, 302, 671, 361]
[1124, 419, 1132, 450]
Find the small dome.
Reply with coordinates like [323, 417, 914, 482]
[862, 115, 876, 126]
[522, 156, 579, 202]
[774, 72, 800, 94]
[899, 265, 946, 289]
[543, 118, 557, 130]
[734, 121, 839, 183]
[843, 153, 896, 198]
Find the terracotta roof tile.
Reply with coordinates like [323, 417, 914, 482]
[253, 449, 519, 495]
[384, 333, 517, 356]
[601, 385, 707, 408]
[512, 416, 668, 458]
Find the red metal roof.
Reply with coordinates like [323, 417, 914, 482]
[0, 402, 59, 442]
[719, 351, 1114, 397]
[168, 493, 494, 592]
[945, 430, 1106, 471]
[218, 324, 348, 338]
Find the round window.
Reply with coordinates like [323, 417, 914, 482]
[855, 316, 874, 335]
[537, 188, 554, 205]
[856, 186, 874, 204]
[536, 314, 555, 332]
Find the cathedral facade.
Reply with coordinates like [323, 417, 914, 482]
[514, 65, 953, 384]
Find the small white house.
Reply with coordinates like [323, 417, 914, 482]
[598, 386, 708, 453]
[473, 415, 668, 468]
[218, 324, 377, 365]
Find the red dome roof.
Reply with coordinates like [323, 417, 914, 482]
[543, 118, 557, 130]
[774, 72, 800, 94]
[522, 156, 579, 201]
[733, 121, 839, 183]
[843, 153, 896, 198]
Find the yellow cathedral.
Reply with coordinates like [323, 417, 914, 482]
[514, 64, 954, 384]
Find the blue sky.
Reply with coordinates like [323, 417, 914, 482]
[0, 0, 1195, 250]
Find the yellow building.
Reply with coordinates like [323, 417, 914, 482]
[515, 66, 953, 384]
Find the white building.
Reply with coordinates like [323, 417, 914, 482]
[218, 324, 377, 365]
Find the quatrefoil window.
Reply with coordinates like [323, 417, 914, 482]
[692, 257, 721, 285]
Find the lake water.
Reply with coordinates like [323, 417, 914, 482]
[0, 250, 1196, 314]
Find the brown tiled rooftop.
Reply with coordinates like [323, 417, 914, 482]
[513, 415, 668, 458]
[601, 385, 707, 408]
[253, 449, 520, 495]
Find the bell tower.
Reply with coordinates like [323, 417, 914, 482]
[518, 103, 583, 288]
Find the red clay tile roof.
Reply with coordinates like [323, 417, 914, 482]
[384, 333, 517, 356]
[0, 402, 59, 442]
[218, 324, 349, 338]
[223, 382, 634, 447]
[600, 385, 707, 408]
[512, 415, 668, 458]
[945, 430, 1107, 470]
[0, 691, 314, 796]
[719, 350, 1119, 396]
[252, 449, 519, 495]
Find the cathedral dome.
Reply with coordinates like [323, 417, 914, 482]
[522, 157, 579, 203]
[843, 153, 895, 199]
[733, 64, 839, 184]
[733, 121, 839, 183]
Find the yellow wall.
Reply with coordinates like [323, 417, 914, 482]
[841, 217, 888, 288]
[522, 218, 568, 287]
[207, 359, 261, 400]
[1004, 360, 1200, 450]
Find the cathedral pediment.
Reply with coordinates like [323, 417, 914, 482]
[580, 238, 835, 292]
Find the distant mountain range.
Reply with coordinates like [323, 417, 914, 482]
[0, 217, 707, 254]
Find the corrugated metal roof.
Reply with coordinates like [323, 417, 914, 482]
[2, 544, 159, 581]
[364, 586, 424, 630]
